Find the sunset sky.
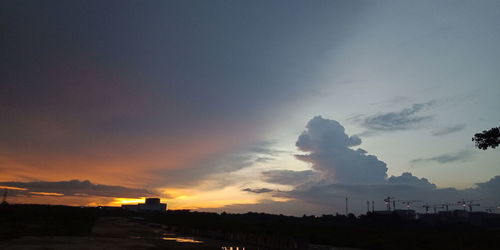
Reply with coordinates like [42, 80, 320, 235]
[1, 0, 499, 215]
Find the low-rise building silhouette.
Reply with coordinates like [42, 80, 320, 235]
[122, 198, 167, 212]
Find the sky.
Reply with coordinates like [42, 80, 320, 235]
[1, 0, 499, 215]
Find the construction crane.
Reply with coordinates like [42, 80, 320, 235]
[485, 206, 500, 213]
[441, 202, 454, 212]
[384, 197, 396, 211]
[457, 200, 480, 212]
[422, 203, 431, 214]
[432, 204, 444, 214]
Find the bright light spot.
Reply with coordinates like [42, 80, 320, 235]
[29, 192, 64, 196]
[111, 197, 146, 205]
[176, 195, 191, 200]
[271, 197, 293, 202]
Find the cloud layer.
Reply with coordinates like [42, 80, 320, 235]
[0, 1, 364, 188]
[0, 180, 156, 198]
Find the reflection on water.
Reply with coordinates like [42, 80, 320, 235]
[159, 233, 247, 249]
[162, 237, 203, 243]
[162, 233, 203, 243]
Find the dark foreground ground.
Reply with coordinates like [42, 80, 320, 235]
[1, 204, 499, 250]
[0, 216, 244, 250]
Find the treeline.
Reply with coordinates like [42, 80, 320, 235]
[135, 210, 500, 250]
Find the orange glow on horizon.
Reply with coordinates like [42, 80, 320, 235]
[159, 187, 260, 210]
[0, 185, 28, 191]
[29, 191, 64, 196]
[110, 197, 148, 206]
[170, 199, 258, 210]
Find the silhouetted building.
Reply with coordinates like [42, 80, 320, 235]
[122, 197, 167, 212]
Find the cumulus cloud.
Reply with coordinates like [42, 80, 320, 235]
[0, 179, 157, 198]
[476, 176, 500, 190]
[295, 116, 387, 184]
[351, 101, 434, 134]
[410, 149, 474, 166]
[432, 124, 466, 136]
[388, 172, 436, 189]
[241, 188, 274, 194]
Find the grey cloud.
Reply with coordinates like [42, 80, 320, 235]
[410, 149, 474, 166]
[0, 180, 157, 198]
[388, 172, 436, 189]
[242, 188, 274, 194]
[352, 101, 435, 133]
[432, 124, 466, 136]
[476, 176, 500, 190]
[262, 170, 321, 186]
[295, 116, 387, 184]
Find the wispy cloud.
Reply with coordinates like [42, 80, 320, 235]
[351, 101, 435, 135]
[410, 149, 474, 166]
[432, 124, 466, 136]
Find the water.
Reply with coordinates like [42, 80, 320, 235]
[162, 233, 204, 243]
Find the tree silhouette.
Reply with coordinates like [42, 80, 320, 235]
[472, 127, 500, 150]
